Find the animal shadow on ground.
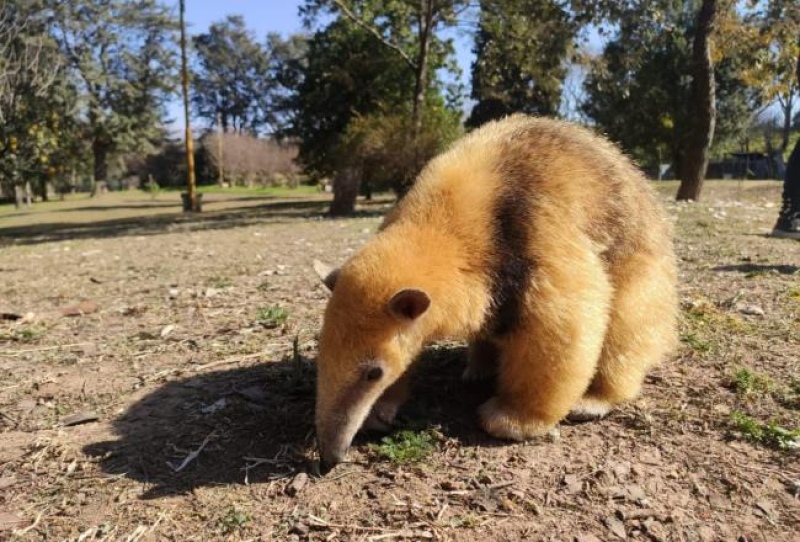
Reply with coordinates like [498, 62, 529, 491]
[712, 263, 799, 275]
[84, 344, 496, 498]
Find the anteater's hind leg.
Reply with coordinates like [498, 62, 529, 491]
[462, 338, 499, 381]
[479, 245, 612, 440]
[569, 252, 677, 422]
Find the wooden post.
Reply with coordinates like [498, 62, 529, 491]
[179, 0, 198, 212]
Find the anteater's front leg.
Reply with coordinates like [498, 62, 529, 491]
[362, 370, 412, 433]
[479, 249, 612, 440]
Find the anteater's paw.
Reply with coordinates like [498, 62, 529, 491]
[362, 399, 400, 433]
[566, 398, 613, 423]
[478, 397, 557, 441]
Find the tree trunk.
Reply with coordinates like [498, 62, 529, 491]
[676, 0, 717, 202]
[14, 183, 23, 209]
[329, 167, 361, 216]
[24, 180, 32, 206]
[411, 0, 433, 140]
[91, 140, 109, 197]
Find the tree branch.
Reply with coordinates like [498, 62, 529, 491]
[331, 0, 417, 69]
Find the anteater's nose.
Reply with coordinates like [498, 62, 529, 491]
[319, 444, 346, 470]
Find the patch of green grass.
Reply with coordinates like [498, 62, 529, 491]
[0, 327, 45, 343]
[217, 506, 251, 535]
[206, 275, 233, 288]
[370, 429, 436, 464]
[195, 184, 320, 197]
[729, 411, 799, 450]
[776, 379, 800, 410]
[731, 367, 774, 397]
[788, 286, 800, 301]
[680, 332, 714, 354]
[256, 305, 289, 328]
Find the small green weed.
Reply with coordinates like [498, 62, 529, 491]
[217, 506, 251, 535]
[370, 429, 436, 464]
[731, 367, 774, 397]
[207, 276, 233, 288]
[788, 286, 800, 301]
[729, 411, 799, 450]
[0, 327, 45, 343]
[256, 306, 289, 328]
[680, 332, 713, 353]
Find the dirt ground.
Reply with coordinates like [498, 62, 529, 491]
[0, 182, 798, 541]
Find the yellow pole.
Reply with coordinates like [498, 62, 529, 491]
[179, 0, 197, 211]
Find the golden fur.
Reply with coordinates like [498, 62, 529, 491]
[315, 115, 678, 466]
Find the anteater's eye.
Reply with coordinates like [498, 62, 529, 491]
[364, 366, 383, 382]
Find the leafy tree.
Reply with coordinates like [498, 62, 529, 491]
[582, 0, 750, 194]
[0, 0, 76, 207]
[48, 0, 177, 195]
[296, 1, 464, 213]
[192, 16, 272, 134]
[741, 0, 800, 154]
[266, 33, 308, 137]
[467, 0, 575, 127]
[308, 0, 467, 137]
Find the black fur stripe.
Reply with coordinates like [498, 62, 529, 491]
[487, 150, 536, 335]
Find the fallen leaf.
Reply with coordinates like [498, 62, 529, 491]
[604, 516, 627, 540]
[286, 472, 309, 496]
[59, 301, 99, 317]
[61, 411, 99, 426]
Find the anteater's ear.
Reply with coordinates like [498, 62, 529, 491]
[387, 289, 431, 321]
[313, 260, 340, 292]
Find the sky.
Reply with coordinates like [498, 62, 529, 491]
[167, 0, 476, 130]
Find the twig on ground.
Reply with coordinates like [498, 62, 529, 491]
[190, 348, 278, 372]
[0, 343, 93, 356]
[12, 511, 44, 536]
[0, 409, 20, 427]
[167, 433, 215, 473]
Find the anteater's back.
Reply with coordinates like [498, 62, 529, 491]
[385, 114, 673, 274]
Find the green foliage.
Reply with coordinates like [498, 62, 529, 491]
[0, 0, 85, 201]
[192, 17, 304, 135]
[680, 332, 713, 353]
[256, 306, 289, 328]
[729, 411, 799, 450]
[341, 103, 462, 194]
[370, 429, 436, 463]
[293, 1, 464, 181]
[48, 0, 178, 185]
[207, 276, 233, 288]
[291, 17, 414, 178]
[731, 367, 774, 397]
[217, 506, 251, 535]
[581, 1, 752, 174]
[467, 0, 575, 127]
[0, 327, 46, 343]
